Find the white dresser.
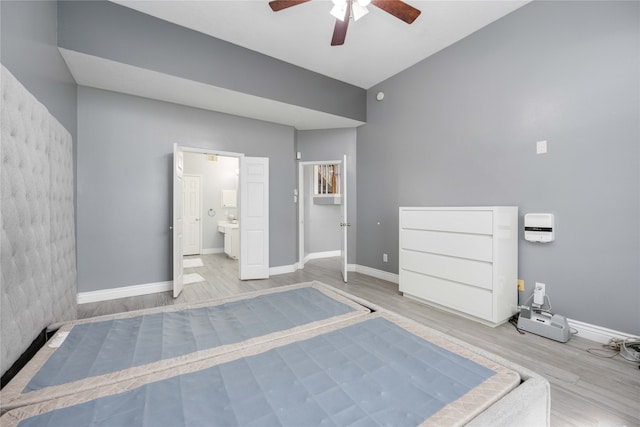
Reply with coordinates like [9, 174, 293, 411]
[399, 206, 518, 327]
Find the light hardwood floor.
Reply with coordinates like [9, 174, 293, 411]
[78, 254, 640, 427]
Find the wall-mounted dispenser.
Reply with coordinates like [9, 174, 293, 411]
[524, 213, 554, 242]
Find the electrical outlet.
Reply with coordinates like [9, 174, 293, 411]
[517, 279, 524, 292]
[536, 140, 548, 154]
[383, 253, 388, 263]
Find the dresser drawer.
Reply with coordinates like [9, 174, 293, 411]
[401, 209, 493, 235]
[401, 229, 493, 263]
[400, 250, 493, 290]
[400, 270, 493, 321]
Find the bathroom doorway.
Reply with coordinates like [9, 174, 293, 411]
[172, 145, 270, 297]
[183, 152, 239, 257]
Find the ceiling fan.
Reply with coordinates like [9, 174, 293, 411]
[268, 0, 421, 46]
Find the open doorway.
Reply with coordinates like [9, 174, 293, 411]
[183, 152, 239, 258]
[298, 156, 348, 282]
[172, 145, 270, 298]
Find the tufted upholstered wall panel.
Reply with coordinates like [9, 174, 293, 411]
[0, 65, 77, 376]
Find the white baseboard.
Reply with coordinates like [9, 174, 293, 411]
[78, 263, 299, 303]
[303, 250, 341, 264]
[77, 281, 173, 304]
[567, 318, 639, 344]
[354, 264, 399, 284]
[270, 264, 297, 276]
[202, 248, 224, 255]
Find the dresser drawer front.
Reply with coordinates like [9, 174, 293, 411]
[400, 250, 493, 290]
[400, 270, 493, 321]
[401, 229, 493, 263]
[401, 209, 493, 235]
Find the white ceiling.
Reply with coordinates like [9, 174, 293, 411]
[113, 0, 529, 89]
[63, 1, 530, 129]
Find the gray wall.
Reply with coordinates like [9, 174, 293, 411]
[57, 0, 365, 122]
[297, 129, 357, 264]
[77, 87, 296, 292]
[357, 1, 639, 334]
[0, 1, 77, 141]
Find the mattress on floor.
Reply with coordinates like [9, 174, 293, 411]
[1, 311, 545, 427]
[0, 282, 369, 412]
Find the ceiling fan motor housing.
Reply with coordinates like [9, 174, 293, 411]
[268, 0, 421, 46]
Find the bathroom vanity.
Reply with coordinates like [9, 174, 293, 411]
[217, 221, 239, 259]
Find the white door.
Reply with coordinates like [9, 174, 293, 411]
[183, 175, 201, 256]
[340, 155, 349, 282]
[240, 156, 269, 280]
[173, 144, 184, 298]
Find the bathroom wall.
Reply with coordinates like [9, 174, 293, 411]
[183, 152, 239, 253]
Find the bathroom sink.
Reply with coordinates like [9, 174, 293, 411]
[217, 221, 239, 233]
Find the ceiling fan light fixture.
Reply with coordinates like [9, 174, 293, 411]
[269, 0, 421, 46]
[330, 2, 347, 20]
[352, 1, 369, 21]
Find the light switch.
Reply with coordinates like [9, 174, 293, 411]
[536, 140, 548, 154]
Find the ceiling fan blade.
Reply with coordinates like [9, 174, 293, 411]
[371, 0, 421, 24]
[268, 0, 311, 12]
[331, 1, 351, 46]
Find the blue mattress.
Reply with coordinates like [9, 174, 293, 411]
[24, 287, 356, 393]
[0, 283, 370, 412]
[4, 315, 521, 427]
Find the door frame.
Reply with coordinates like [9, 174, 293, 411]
[297, 159, 344, 271]
[173, 146, 244, 291]
[173, 144, 184, 297]
[340, 154, 348, 283]
[182, 173, 203, 256]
